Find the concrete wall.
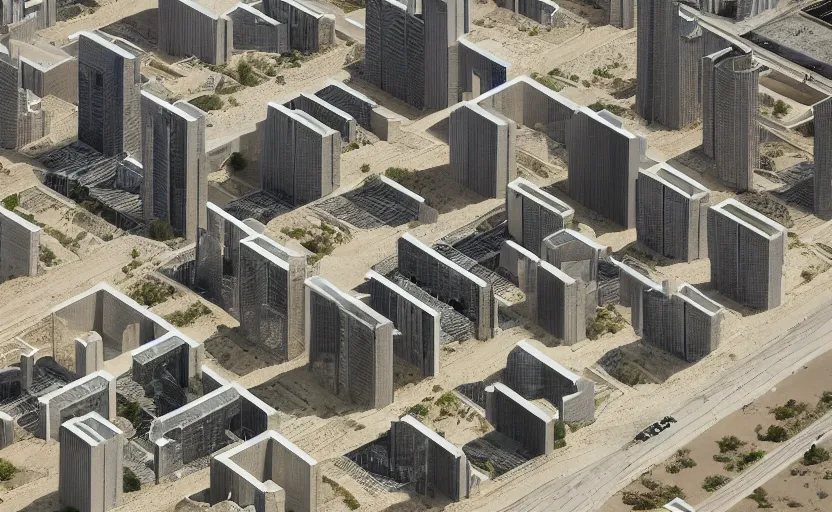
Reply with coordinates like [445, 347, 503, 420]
[536, 260, 585, 345]
[263, 0, 334, 52]
[38, 371, 116, 440]
[158, 0, 231, 65]
[397, 233, 495, 340]
[816, 96, 832, 217]
[0, 54, 49, 150]
[225, 3, 288, 54]
[506, 177, 573, 255]
[566, 107, 639, 228]
[77, 31, 141, 157]
[457, 37, 508, 101]
[305, 275, 394, 408]
[449, 102, 515, 199]
[19, 55, 77, 104]
[0, 206, 40, 281]
[284, 92, 357, 142]
[485, 382, 554, 456]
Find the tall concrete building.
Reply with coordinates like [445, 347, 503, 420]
[209, 430, 319, 512]
[260, 102, 340, 205]
[158, 0, 232, 65]
[636, 0, 702, 129]
[816, 96, 832, 217]
[305, 275, 394, 408]
[501, 0, 560, 25]
[59, 412, 123, 512]
[225, 3, 288, 54]
[703, 47, 762, 191]
[38, 370, 116, 440]
[642, 281, 725, 362]
[507, 177, 574, 255]
[457, 37, 509, 101]
[284, 92, 357, 142]
[390, 415, 472, 501]
[504, 340, 595, 423]
[263, 0, 335, 52]
[141, 92, 208, 241]
[602, 0, 634, 28]
[77, 31, 141, 158]
[130, 332, 204, 414]
[0, 206, 40, 282]
[365, 0, 471, 110]
[566, 107, 639, 228]
[397, 233, 495, 340]
[365, 270, 440, 377]
[708, 198, 786, 310]
[610, 256, 661, 336]
[485, 382, 554, 456]
[0, 411, 12, 449]
[449, 102, 515, 199]
[636, 162, 710, 261]
[0, 47, 49, 150]
[536, 260, 586, 345]
[239, 233, 308, 362]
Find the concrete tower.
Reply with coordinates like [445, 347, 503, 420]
[77, 31, 141, 158]
[813, 97, 832, 217]
[703, 47, 762, 192]
[141, 92, 208, 241]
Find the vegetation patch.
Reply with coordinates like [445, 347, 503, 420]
[588, 101, 629, 118]
[756, 424, 789, 442]
[123, 467, 141, 492]
[384, 166, 413, 183]
[803, 444, 830, 466]
[2, 193, 19, 211]
[117, 400, 143, 429]
[149, 220, 176, 241]
[40, 246, 60, 267]
[0, 458, 17, 481]
[322, 475, 360, 510]
[747, 487, 773, 508]
[587, 304, 626, 340]
[189, 94, 224, 111]
[530, 72, 563, 92]
[702, 474, 731, 492]
[665, 448, 697, 474]
[621, 477, 685, 510]
[298, 222, 347, 264]
[737, 192, 793, 228]
[405, 403, 429, 420]
[773, 100, 792, 118]
[227, 152, 247, 172]
[164, 302, 211, 327]
[128, 277, 175, 307]
[717, 435, 746, 453]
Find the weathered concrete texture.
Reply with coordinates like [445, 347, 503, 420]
[390, 414, 472, 501]
[59, 412, 123, 512]
[499, 240, 539, 317]
[263, 0, 335, 52]
[305, 275, 394, 408]
[422, 0, 467, 110]
[457, 37, 508, 102]
[131, 332, 204, 413]
[38, 370, 116, 440]
[505, 340, 595, 423]
[636, 0, 704, 129]
[567, 106, 639, 228]
[609, 256, 661, 336]
[151, 381, 278, 482]
[225, 3, 288, 54]
[284, 92, 357, 142]
[75, 332, 103, 377]
[474, 75, 578, 144]
[703, 48, 761, 191]
[260, 102, 340, 205]
[51, 282, 173, 356]
[239, 234, 308, 362]
[397, 233, 495, 340]
[816, 97, 832, 217]
[449, 102, 515, 199]
[77, 31, 141, 157]
[141, 92, 208, 241]
[376, 175, 439, 224]
[365, 270, 440, 377]
[700, 0, 777, 20]
[1, 0, 54, 30]
[501, 0, 560, 24]
[196, 202, 265, 317]
[210, 430, 318, 512]
[365, 0, 425, 109]
[158, 0, 231, 65]
[507, 177, 573, 255]
[0, 206, 40, 281]
[708, 198, 786, 310]
[541, 228, 606, 322]
[16, 41, 78, 104]
[600, 0, 633, 28]
[0, 49, 49, 150]
[314, 80, 402, 141]
[536, 260, 586, 345]
[643, 282, 725, 362]
[636, 162, 710, 261]
[485, 382, 554, 456]
[0, 411, 13, 449]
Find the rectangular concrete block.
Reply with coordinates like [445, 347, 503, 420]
[0, 206, 40, 281]
[38, 370, 116, 440]
[457, 37, 508, 101]
[536, 260, 586, 345]
[284, 92, 357, 142]
[158, 0, 232, 64]
[75, 332, 103, 377]
[225, 3, 288, 54]
[507, 177, 573, 255]
[814, 96, 832, 216]
[485, 382, 554, 456]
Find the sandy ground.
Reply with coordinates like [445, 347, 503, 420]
[0, 0, 830, 511]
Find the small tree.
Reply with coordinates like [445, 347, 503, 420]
[0, 458, 18, 481]
[360, 163, 371, 173]
[123, 467, 141, 492]
[148, 220, 175, 241]
[227, 152, 247, 172]
[804, 444, 830, 466]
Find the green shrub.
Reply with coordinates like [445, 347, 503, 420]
[717, 435, 745, 453]
[435, 391, 460, 408]
[40, 246, 58, 267]
[713, 454, 732, 463]
[736, 450, 765, 471]
[236, 59, 260, 87]
[149, 220, 175, 241]
[164, 302, 211, 327]
[123, 467, 141, 492]
[528, 26, 539, 36]
[131, 248, 140, 259]
[702, 475, 731, 492]
[128, 278, 175, 307]
[405, 403, 429, 419]
[569, 74, 580, 82]
[758, 425, 789, 442]
[548, 68, 563, 77]
[592, 67, 614, 78]
[2, 193, 19, 211]
[322, 476, 359, 510]
[281, 227, 307, 239]
[588, 101, 628, 117]
[804, 444, 830, 466]
[773, 100, 791, 117]
[227, 152, 247, 172]
[748, 487, 772, 508]
[360, 163, 370, 173]
[787, 501, 803, 508]
[587, 304, 626, 340]
[772, 399, 807, 420]
[0, 458, 17, 481]
[384, 167, 412, 183]
[189, 94, 224, 111]
[554, 420, 566, 441]
[117, 401, 143, 428]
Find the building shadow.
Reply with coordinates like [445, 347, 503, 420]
[102, 8, 159, 50]
[597, 339, 693, 386]
[399, 164, 487, 214]
[19, 491, 60, 512]
[540, 179, 626, 237]
[203, 325, 288, 377]
[246, 366, 365, 418]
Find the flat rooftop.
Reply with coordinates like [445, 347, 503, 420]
[745, 13, 832, 78]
